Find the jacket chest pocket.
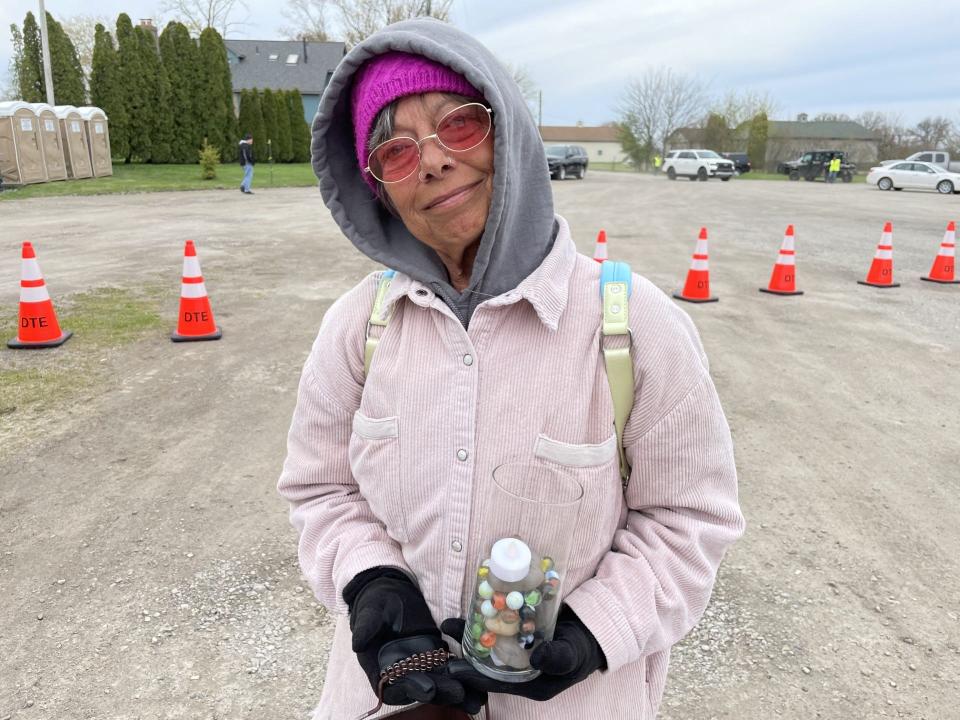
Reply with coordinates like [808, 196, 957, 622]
[534, 433, 623, 584]
[348, 411, 407, 543]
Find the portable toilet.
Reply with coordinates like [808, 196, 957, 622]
[0, 101, 47, 185]
[55, 105, 93, 179]
[76, 106, 113, 177]
[27, 103, 67, 181]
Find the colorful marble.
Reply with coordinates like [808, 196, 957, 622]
[540, 556, 554, 572]
[492, 592, 507, 611]
[524, 589, 542, 607]
[477, 580, 494, 599]
[477, 566, 490, 579]
[480, 631, 497, 648]
[480, 600, 497, 618]
[471, 622, 484, 640]
[506, 591, 524, 610]
[544, 569, 560, 581]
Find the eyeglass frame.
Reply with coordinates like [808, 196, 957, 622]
[363, 102, 494, 184]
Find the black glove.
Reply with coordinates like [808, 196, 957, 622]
[441, 605, 607, 702]
[344, 567, 487, 712]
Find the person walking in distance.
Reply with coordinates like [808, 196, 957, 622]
[239, 133, 255, 194]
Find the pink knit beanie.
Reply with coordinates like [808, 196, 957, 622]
[351, 51, 482, 191]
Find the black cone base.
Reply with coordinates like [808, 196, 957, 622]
[171, 327, 222, 342]
[7, 330, 73, 349]
[857, 281, 900, 288]
[921, 276, 960, 284]
[759, 288, 804, 296]
[672, 292, 718, 303]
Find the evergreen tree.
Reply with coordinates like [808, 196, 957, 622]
[46, 13, 86, 106]
[115, 14, 145, 162]
[237, 88, 266, 150]
[135, 25, 173, 162]
[286, 89, 311, 163]
[260, 88, 278, 161]
[747, 112, 769, 173]
[90, 23, 124, 155]
[274, 90, 293, 162]
[197, 27, 237, 162]
[159, 21, 201, 164]
[9, 24, 25, 100]
[19, 13, 44, 102]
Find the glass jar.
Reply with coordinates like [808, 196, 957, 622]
[462, 462, 583, 682]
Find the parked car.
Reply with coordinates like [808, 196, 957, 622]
[777, 150, 855, 182]
[866, 161, 960, 194]
[879, 151, 960, 173]
[721, 152, 752, 174]
[545, 145, 588, 180]
[662, 149, 735, 181]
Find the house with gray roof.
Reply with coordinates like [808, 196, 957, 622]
[225, 39, 346, 124]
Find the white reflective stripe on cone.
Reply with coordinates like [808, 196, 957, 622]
[182, 257, 202, 277]
[777, 254, 796, 266]
[944, 229, 956, 244]
[940, 245, 956, 258]
[21, 258, 42, 281]
[180, 282, 208, 298]
[781, 236, 795, 252]
[694, 239, 709, 255]
[691, 259, 709, 271]
[881, 232, 893, 245]
[877, 249, 893, 260]
[20, 285, 51, 302]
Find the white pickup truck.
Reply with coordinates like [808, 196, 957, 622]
[880, 151, 960, 173]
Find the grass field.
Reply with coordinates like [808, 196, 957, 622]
[0, 162, 318, 200]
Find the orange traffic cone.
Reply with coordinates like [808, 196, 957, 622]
[673, 227, 718, 303]
[921, 221, 959, 284]
[593, 230, 608, 262]
[171, 240, 222, 342]
[760, 225, 803, 296]
[858, 222, 900, 288]
[7, 242, 72, 349]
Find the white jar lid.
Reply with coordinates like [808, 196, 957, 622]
[489, 537, 532, 583]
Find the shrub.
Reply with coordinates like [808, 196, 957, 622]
[198, 140, 220, 180]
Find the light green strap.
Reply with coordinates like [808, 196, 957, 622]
[601, 280, 633, 489]
[364, 272, 395, 375]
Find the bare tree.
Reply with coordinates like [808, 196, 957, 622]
[910, 116, 953, 149]
[813, 112, 851, 122]
[619, 66, 708, 155]
[281, 0, 330, 41]
[712, 89, 780, 129]
[158, 0, 250, 36]
[332, 0, 453, 47]
[60, 15, 110, 81]
[499, 60, 538, 120]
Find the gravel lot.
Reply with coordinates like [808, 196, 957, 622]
[1, 172, 958, 719]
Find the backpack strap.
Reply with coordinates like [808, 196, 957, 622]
[364, 269, 396, 375]
[599, 260, 634, 490]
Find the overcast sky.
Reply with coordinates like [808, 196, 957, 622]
[2, 0, 958, 126]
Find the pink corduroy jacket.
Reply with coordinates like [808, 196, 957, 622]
[277, 217, 745, 719]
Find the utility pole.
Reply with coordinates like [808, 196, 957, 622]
[38, 0, 55, 105]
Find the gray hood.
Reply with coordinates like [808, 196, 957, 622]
[311, 18, 556, 325]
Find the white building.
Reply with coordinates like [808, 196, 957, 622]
[540, 125, 626, 164]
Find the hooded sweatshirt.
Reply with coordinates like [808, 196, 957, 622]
[311, 17, 556, 326]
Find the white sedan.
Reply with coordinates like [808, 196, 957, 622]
[866, 161, 960, 194]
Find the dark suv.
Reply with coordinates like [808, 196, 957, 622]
[545, 145, 589, 180]
[778, 150, 855, 182]
[721, 152, 751, 174]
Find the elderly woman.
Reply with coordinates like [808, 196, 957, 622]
[278, 18, 744, 720]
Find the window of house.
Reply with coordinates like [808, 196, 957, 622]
[286, 54, 299, 64]
[269, 54, 279, 61]
[598, 149, 603, 156]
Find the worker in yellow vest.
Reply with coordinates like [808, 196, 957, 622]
[827, 154, 841, 183]
[653, 154, 662, 175]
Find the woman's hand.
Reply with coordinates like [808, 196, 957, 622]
[344, 567, 486, 711]
[441, 606, 607, 701]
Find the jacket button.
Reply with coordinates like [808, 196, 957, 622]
[462, 354, 474, 366]
[456, 449, 468, 461]
[451, 540, 463, 553]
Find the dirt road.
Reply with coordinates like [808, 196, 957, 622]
[1, 173, 958, 719]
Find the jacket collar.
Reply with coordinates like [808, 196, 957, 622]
[381, 215, 576, 331]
